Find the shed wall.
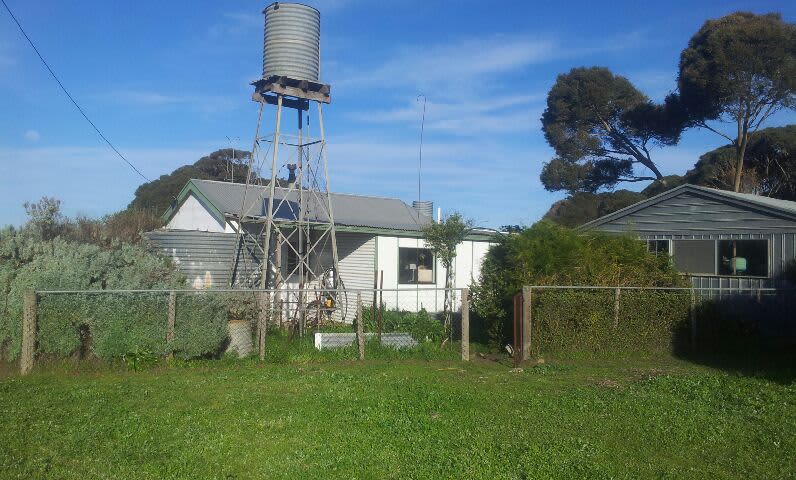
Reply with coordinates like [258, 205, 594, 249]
[590, 190, 796, 290]
[145, 230, 261, 288]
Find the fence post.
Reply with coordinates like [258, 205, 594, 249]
[613, 287, 621, 329]
[258, 292, 269, 361]
[21, 291, 37, 375]
[167, 291, 176, 359]
[461, 288, 470, 361]
[377, 271, 384, 342]
[356, 292, 365, 360]
[522, 286, 532, 361]
[690, 288, 697, 350]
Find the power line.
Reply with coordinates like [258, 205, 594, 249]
[1, 0, 151, 182]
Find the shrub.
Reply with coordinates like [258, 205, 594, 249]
[170, 294, 228, 359]
[531, 289, 691, 356]
[471, 221, 687, 349]
[361, 307, 445, 343]
[0, 237, 227, 361]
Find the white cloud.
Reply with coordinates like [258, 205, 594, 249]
[94, 90, 239, 116]
[23, 130, 40, 141]
[348, 94, 544, 135]
[335, 35, 558, 95]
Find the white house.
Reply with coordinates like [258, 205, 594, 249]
[146, 179, 496, 317]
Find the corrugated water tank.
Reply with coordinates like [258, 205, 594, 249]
[262, 2, 321, 82]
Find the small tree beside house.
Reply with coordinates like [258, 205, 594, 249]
[422, 212, 473, 343]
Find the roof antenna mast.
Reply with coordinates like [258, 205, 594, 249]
[417, 94, 426, 202]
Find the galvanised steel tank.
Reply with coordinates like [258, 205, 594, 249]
[262, 2, 321, 82]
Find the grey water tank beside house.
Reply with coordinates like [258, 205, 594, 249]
[412, 200, 433, 219]
[262, 2, 321, 82]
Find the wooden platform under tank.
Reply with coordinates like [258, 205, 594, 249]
[251, 75, 331, 105]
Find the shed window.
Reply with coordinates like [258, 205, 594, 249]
[672, 240, 716, 275]
[717, 240, 768, 277]
[646, 240, 670, 256]
[398, 247, 435, 284]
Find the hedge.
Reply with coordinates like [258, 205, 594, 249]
[0, 237, 228, 361]
[530, 289, 691, 356]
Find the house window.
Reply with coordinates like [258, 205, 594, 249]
[717, 240, 768, 277]
[398, 247, 435, 284]
[646, 240, 670, 256]
[672, 240, 716, 275]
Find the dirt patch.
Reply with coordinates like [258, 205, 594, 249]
[596, 378, 620, 388]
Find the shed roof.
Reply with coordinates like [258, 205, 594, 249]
[581, 184, 796, 230]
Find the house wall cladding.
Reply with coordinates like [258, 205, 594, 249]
[322, 232, 375, 323]
[145, 230, 262, 288]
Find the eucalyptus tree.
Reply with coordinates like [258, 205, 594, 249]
[676, 12, 796, 192]
[540, 67, 682, 193]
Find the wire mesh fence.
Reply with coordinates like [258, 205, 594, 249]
[515, 286, 796, 358]
[10, 287, 470, 374]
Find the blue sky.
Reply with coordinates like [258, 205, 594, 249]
[1, 0, 795, 228]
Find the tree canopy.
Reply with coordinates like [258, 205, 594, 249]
[676, 12, 796, 192]
[540, 67, 682, 193]
[686, 125, 796, 200]
[128, 148, 255, 214]
[542, 124, 796, 228]
[543, 190, 646, 228]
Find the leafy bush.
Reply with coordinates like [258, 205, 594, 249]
[531, 289, 690, 356]
[471, 221, 686, 349]
[361, 307, 445, 343]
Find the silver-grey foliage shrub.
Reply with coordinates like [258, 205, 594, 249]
[0, 234, 227, 360]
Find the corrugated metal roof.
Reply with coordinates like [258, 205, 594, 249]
[698, 186, 796, 215]
[190, 179, 430, 231]
[581, 183, 796, 230]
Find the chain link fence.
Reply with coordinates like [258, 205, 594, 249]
[10, 287, 470, 374]
[513, 286, 796, 358]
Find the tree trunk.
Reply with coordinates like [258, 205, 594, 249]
[443, 267, 454, 342]
[733, 116, 750, 193]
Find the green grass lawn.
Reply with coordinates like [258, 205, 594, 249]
[1, 353, 795, 479]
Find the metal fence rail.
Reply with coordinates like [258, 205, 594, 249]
[16, 287, 471, 375]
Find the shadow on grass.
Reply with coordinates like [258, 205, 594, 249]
[669, 293, 796, 384]
[674, 345, 796, 385]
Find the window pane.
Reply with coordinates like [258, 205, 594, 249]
[672, 240, 715, 274]
[398, 247, 434, 284]
[647, 240, 669, 255]
[717, 240, 768, 277]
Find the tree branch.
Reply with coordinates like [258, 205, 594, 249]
[696, 121, 736, 143]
